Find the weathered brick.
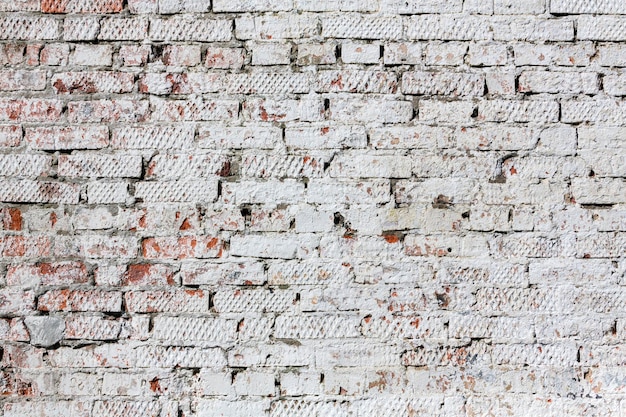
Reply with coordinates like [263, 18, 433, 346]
[316, 70, 395, 93]
[151, 97, 238, 121]
[0, 99, 62, 122]
[142, 236, 222, 259]
[7, 262, 88, 287]
[67, 100, 149, 123]
[125, 289, 209, 312]
[42, 0, 124, 13]
[52, 71, 134, 94]
[236, 14, 318, 40]
[0, 16, 60, 40]
[150, 17, 231, 41]
[518, 71, 598, 94]
[578, 16, 626, 41]
[58, 154, 142, 178]
[402, 71, 484, 96]
[38, 289, 122, 312]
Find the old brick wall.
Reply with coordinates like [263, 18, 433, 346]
[0, 0, 625, 415]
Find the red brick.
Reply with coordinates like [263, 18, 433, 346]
[42, 0, 124, 13]
[142, 236, 223, 259]
[6, 262, 88, 286]
[0, 236, 51, 257]
[38, 289, 122, 312]
[0, 208, 22, 231]
[0, 99, 62, 122]
[121, 264, 177, 287]
[52, 72, 134, 94]
[0, 125, 21, 147]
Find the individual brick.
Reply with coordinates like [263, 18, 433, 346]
[214, 0, 292, 11]
[603, 73, 626, 96]
[478, 100, 559, 122]
[142, 236, 222, 259]
[64, 315, 121, 340]
[241, 152, 325, 178]
[561, 99, 626, 124]
[227, 73, 310, 94]
[67, 99, 149, 123]
[70, 44, 113, 66]
[0, 126, 22, 148]
[63, 17, 100, 41]
[149, 17, 232, 41]
[0, 16, 60, 40]
[418, 100, 475, 123]
[205, 47, 245, 69]
[329, 97, 413, 123]
[125, 289, 209, 313]
[151, 97, 238, 121]
[87, 182, 131, 204]
[135, 345, 226, 368]
[307, 180, 391, 204]
[0, 99, 63, 122]
[0, 180, 79, 204]
[25, 126, 109, 150]
[469, 42, 508, 66]
[98, 17, 149, 40]
[6, 262, 88, 287]
[518, 71, 598, 94]
[597, 43, 626, 67]
[41, 0, 124, 13]
[579, 16, 626, 41]
[139, 72, 224, 95]
[52, 71, 134, 94]
[134, 179, 218, 203]
[328, 154, 412, 178]
[242, 97, 324, 122]
[0, 154, 52, 178]
[0, 288, 35, 314]
[159, 0, 210, 13]
[229, 234, 309, 259]
[119, 45, 150, 66]
[285, 124, 367, 149]
[151, 316, 236, 344]
[198, 124, 281, 149]
[297, 43, 336, 65]
[274, 314, 360, 339]
[58, 154, 142, 178]
[494, 0, 545, 14]
[405, 16, 489, 40]
[341, 42, 380, 64]
[214, 289, 297, 313]
[492, 17, 574, 41]
[424, 41, 469, 66]
[551, 0, 626, 13]
[384, 42, 422, 65]
[251, 42, 291, 65]
[322, 14, 402, 40]
[38, 290, 122, 312]
[571, 178, 626, 205]
[235, 14, 318, 40]
[0, 70, 46, 91]
[402, 71, 484, 96]
[316, 70, 396, 93]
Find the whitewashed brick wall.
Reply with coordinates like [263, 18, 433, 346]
[0, 0, 625, 415]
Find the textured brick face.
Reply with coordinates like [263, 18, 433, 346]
[0, 1, 625, 416]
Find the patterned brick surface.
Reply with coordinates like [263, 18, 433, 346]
[0, 1, 624, 416]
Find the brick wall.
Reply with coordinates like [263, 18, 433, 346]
[1, 0, 625, 415]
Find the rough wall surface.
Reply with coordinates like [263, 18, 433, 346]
[0, 0, 625, 415]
